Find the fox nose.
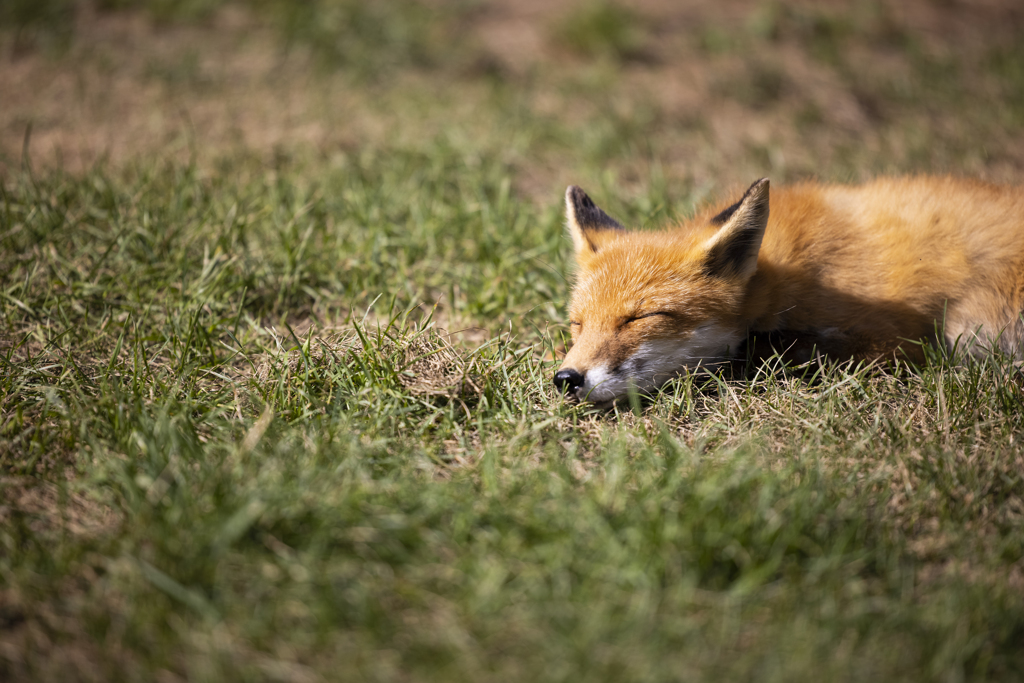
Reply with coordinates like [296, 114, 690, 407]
[553, 368, 585, 395]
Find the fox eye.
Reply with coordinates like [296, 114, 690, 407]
[570, 320, 581, 327]
[623, 312, 671, 325]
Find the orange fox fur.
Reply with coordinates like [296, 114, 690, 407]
[554, 176, 1024, 404]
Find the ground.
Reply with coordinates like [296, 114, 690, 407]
[2, 1, 1024, 681]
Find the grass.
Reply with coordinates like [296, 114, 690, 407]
[552, 1, 648, 63]
[3, 0, 1024, 681]
[4, 153, 1024, 682]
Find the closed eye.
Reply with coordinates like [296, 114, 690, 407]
[624, 312, 672, 325]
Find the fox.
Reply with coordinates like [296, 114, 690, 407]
[553, 176, 1024, 405]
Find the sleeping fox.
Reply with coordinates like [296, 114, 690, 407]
[554, 177, 1024, 404]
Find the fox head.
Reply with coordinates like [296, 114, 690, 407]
[554, 179, 770, 404]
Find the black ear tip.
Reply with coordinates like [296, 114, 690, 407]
[731, 179, 770, 215]
[566, 185, 592, 207]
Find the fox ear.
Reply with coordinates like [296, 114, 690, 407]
[702, 178, 770, 279]
[565, 186, 624, 259]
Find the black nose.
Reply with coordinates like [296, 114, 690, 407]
[553, 369, 585, 394]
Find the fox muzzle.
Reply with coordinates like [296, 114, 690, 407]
[553, 368, 585, 395]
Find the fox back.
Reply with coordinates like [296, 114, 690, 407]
[554, 177, 1024, 404]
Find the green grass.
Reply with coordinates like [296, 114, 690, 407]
[552, 1, 648, 63]
[3, 1, 1024, 680]
[3, 153, 1024, 681]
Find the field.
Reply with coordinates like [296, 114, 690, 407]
[3, 0, 1024, 680]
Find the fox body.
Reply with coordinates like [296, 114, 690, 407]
[554, 177, 1024, 404]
